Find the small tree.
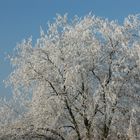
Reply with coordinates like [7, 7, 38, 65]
[1, 14, 140, 140]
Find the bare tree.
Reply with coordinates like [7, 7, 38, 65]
[1, 14, 140, 140]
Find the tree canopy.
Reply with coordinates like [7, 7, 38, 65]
[0, 14, 140, 140]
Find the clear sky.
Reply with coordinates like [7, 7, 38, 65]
[0, 0, 140, 97]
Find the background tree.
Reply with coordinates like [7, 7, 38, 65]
[0, 14, 140, 140]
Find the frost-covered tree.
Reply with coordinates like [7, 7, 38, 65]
[1, 14, 140, 140]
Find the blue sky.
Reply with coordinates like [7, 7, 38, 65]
[0, 0, 140, 97]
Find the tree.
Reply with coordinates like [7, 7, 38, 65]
[1, 14, 140, 140]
